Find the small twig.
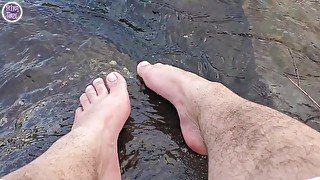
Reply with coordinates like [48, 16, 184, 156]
[286, 76, 320, 110]
[288, 48, 301, 86]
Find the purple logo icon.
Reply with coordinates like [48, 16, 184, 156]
[2, 2, 23, 23]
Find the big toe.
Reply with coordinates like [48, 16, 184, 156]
[106, 72, 131, 117]
[137, 61, 184, 104]
[106, 72, 128, 96]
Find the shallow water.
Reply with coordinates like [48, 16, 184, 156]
[0, 0, 319, 178]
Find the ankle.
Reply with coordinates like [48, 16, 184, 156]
[197, 83, 245, 143]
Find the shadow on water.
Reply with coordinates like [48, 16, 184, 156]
[0, 0, 270, 178]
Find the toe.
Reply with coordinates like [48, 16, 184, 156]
[80, 93, 90, 110]
[72, 107, 83, 130]
[105, 72, 131, 128]
[93, 78, 108, 95]
[137, 61, 180, 104]
[74, 107, 83, 121]
[106, 72, 129, 98]
[137, 61, 152, 78]
[85, 85, 98, 102]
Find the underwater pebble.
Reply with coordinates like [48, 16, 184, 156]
[182, 148, 188, 153]
[0, 117, 8, 126]
[123, 67, 132, 78]
[18, 100, 25, 105]
[109, 60, 117, 66]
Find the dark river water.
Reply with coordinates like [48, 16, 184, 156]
[1, 0, 318, 179]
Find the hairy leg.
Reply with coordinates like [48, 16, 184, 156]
[3, 72, 130, 180]
[137, 61, 320, 179]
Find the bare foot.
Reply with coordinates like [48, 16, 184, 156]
[3, 72, 131, 180]
[137, 61, 237, 155]
[72, 72, 131, 179]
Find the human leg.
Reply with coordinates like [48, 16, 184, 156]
[137, 61, 320, 179]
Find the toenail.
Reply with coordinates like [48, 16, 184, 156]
[137, 61, 150, 69]
[107, 73, 117, 82]
[80, 93, 87, 98]
[93, 78, 103, 84]
[86, 85, 93, 91]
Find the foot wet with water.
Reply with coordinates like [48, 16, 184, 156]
[0, 0, 319, 178]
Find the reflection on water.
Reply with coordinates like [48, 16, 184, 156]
[0, 0, 319, 178]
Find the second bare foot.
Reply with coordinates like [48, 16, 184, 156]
[137, 61, 238, 155]
[72, 72, 131, 179]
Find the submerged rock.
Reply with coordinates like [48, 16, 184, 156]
[0, 0, 319, 178]
[243, 0, 320, 129]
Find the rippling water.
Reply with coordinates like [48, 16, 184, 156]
[0, 0, 319, 178]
